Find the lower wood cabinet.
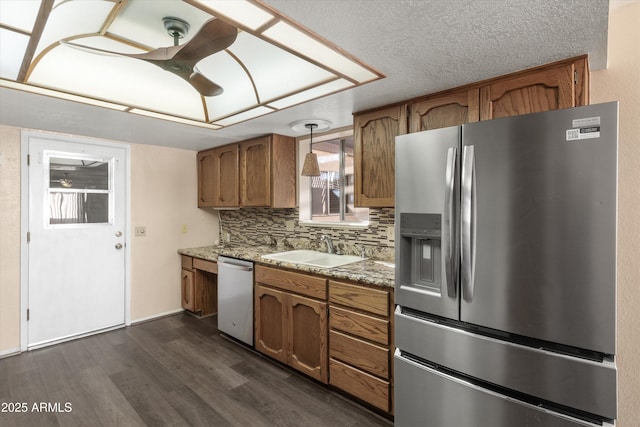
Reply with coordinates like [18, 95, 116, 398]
[253, 265, 394, 414]
[328, 279, 394, 413]
[255, 266, 328, 383]
[180, 255, 217, 317]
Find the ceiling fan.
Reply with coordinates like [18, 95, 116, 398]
[60, 17, 238, 96]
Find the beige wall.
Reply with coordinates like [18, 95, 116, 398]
[591, 3, 640, 426]
[129, 143, 217, 320]
[0, 126, 21, 353]
[0, 127, 218, 353]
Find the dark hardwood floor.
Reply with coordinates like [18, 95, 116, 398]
[0, 313, 392, 427]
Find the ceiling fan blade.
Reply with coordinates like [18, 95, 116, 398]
[172, 18, 237, 62]
[189, 70, 224, 96]
[59, 18, 236, 97]
[59, 40, 133, 58]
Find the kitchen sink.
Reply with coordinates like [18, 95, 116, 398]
[261, 250, 365, 269]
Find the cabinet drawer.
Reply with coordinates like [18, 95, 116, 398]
[329, 358, 390, 412]
[329, 280, 389, 316]
[330, 306, 389, 345]
[330, 330, 389, 379]
[256, 265, 327, 300]
[193, 258, 217, 274]
[181, 255, 193, 271]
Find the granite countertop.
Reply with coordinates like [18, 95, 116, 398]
[178, 244, 395, 288]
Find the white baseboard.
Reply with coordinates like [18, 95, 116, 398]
[0, 347, 22, 359]
[130, 308, 185, 325]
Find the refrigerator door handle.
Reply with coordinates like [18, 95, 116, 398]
[443, 147, 457, 297]
[461, 145, 476, 301]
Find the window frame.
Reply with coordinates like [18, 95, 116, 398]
[298, 127, 369, 228]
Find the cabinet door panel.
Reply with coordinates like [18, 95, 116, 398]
[197, 150, 216, 207]
[255, 285, 287, 363]
[216, 146, 240, 207]
[240, 137, 270, 207]
[480, 64, 574, 120]
[354, 105, 407, 207]
[288, 294, 328, 383]
[181, 269, 195, 312]
[409, 89, 479, 132]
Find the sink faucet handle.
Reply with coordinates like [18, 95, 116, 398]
[321, 234, 334, 254]
[358, 244, 366, 258]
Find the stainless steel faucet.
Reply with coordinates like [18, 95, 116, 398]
[321, 234, 334, 254]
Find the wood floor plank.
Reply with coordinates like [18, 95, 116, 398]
[0, 313, 392, 427]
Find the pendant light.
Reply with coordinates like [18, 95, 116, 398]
[301, 123, 321, 177]
[289, 119, 332, 177]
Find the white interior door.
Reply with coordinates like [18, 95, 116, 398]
[27, 135, 127, 348]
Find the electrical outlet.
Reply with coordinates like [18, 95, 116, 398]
[285, 220, 295, 232]
[181, 224, 188, 234]
[386, 226, 394, 241]
[135, 226, 146, 237]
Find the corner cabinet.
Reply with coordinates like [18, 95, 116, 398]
[255, 265, 328, 383]
[198, 134, 296, 209]
[353, 105, 407, 207]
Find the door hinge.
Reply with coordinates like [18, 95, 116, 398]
[27, 231, 30, 243]
[27, 309, 30, 321]
[574, 70, 578, 85]
[27, 154, 30, 166]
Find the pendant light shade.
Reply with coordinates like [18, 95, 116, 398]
[301, 152, 321, 176]
[301, 123, 321, 177]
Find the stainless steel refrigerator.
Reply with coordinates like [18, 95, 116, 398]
[394, 102, 618, 427]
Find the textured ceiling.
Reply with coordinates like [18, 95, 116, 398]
[0, 0, 614, 151]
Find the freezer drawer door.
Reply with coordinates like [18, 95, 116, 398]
[394, 352, 610, 427]
[395, 307, 617, 420]
[460, 102, 617, 354]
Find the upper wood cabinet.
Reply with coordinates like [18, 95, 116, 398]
[353, 105, 407, 207]
[197, 144, 239, 208]
[479, 56, 589, 120]
[354, 55, 590, 208]
[198, 134, 296, 208]
[408, 88, 480, 132]
[240, 134, 296, 208]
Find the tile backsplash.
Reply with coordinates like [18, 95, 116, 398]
[218, 208, 395, 261]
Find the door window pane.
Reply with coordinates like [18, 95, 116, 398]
[47, 155, 111, 225]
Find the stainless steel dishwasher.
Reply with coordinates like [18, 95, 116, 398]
[217, 256, 254, 345]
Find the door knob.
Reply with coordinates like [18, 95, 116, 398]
[115, 243, 123, 250]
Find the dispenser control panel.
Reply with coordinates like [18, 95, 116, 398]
[400, 213, 441, 238]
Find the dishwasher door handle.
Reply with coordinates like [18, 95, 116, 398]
[218, 261, 253, 272]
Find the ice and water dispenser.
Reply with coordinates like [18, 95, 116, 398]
[397, 213, 442, 293]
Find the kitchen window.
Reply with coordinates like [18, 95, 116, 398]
[299, 129, 369, 226]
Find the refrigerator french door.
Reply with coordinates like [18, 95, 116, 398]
[394, 102, 618, 427]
